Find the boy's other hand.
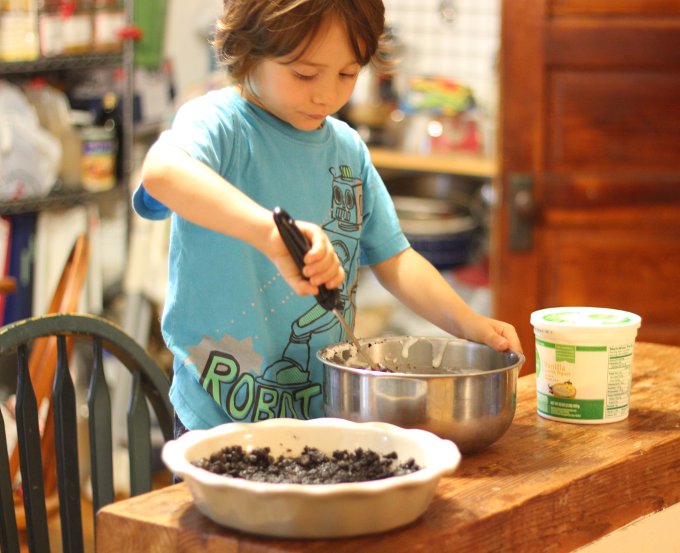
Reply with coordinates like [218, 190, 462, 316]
[464, 314, 523, 354]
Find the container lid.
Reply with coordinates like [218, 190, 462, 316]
[530, 307, 641, 331]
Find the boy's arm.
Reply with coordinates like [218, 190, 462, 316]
[370, 248, 522, 353]
[140, 142, 344, 296]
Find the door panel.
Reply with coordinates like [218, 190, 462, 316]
[542, 225, 680, 320]
[547, 21, 680, 67]
[549, 0, 680, 17]
[548, 72, 680, 172]
[495, 1, 680, 375]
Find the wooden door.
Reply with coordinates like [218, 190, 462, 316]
[494, 0, 680, 375]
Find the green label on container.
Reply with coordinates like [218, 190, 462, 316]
[536, 338, 607, 353]
[555, 344, 575, 363]
[537, 392, 604, 420]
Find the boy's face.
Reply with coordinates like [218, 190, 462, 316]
[243, 17, 362, 131]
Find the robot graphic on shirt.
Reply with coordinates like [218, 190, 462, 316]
[259, 166, 362, 382]
[198, 165, 362, 420]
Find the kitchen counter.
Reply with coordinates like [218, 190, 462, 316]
[96, 342, 680, 552]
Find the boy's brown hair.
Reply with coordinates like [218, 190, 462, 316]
[213, 0, 389, 84]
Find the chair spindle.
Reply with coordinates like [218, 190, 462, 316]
[53, 335, 85, 553]
[0, 405, 20, 553]
[87, 338, 114, 514]
[16, 345, 50, 553]
[128, 372, 153, 496]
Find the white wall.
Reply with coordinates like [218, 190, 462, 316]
[163, 0, 501, 115]
[163, 0, 221, 100]
[385, 0, 500, 115]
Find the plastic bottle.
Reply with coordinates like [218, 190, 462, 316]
[95, 89, 121, 180]
[98, 69, 125, 177]
[23, 77, 83, 189]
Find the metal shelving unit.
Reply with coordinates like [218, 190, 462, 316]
[0, 3, 137, 316]
[0, 186, 126, 217]
[0, 6, 136, 217]
[0, 53, 121, 75]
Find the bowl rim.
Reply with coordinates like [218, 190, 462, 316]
[317, 336, 525, 378]
[162, 417, 461, 496]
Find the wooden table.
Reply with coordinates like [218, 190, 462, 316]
[96, 342, 680, 552]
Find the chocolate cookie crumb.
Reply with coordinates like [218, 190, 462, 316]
[193, 445, 421, 484]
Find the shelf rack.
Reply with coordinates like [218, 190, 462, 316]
[0, 54, 122, 75]
[0, 186, 127, 217]
[0, 12, 136, 217]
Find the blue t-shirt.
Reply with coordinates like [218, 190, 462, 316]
[133, 87, 408, 429]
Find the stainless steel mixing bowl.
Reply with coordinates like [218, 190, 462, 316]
[318, 336, 525, 454]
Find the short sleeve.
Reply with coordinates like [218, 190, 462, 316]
[157, 91, 236, 174]
[131, 89, 239, 221]
[132, 181, 171, 220]
[358, 143, 410, 265]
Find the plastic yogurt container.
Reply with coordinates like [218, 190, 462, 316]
[530, 307, 642, 424]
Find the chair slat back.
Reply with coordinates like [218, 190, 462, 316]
[0, 313, 174, 553]
[128, 372, 152, 496]
[15, 345, 51, 553]
[88, 337, 114, 515]
[53, 335, 85, 553]
[0, 396, 20, 553]
[8, 235, 90, 490]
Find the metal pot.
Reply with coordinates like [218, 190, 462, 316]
[392, 195, 480, 269]
[317, 336, 525, 454]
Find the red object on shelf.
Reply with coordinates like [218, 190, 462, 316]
[59, 1, 76, 18]
[118, 25, 143, 41]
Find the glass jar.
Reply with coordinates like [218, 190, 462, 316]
[92, 0, 124, 53]
[0, 0, 39, 61]
[37, 0, 63, 57]
[62, 0, 93, 55]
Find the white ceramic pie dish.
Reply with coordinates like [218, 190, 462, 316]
[161, 417, 461, 538]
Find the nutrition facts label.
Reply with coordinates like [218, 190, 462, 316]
[606, 343, 634, 418]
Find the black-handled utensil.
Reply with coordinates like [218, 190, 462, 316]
[272, 206, 381, 371]
[273, 207, 342, 311]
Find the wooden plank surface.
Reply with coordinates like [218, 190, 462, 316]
[368, 148, 496, 178]
[96, 342, 680, 553]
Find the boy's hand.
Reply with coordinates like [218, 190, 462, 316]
[269, 220, 345, 297]
[463, 314, 523, 353]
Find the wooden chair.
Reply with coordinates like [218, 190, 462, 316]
[0, 313, 174, 553]
[7, 233, 90, 503]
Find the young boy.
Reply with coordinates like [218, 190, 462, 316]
[135, 0, 521, 433]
